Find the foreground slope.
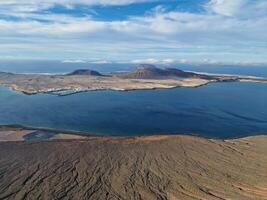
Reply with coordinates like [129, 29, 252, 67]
[0, 134, 267, 200]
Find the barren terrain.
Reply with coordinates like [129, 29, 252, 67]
[0, 66, 266, 95]
[0, 127, 266, 199]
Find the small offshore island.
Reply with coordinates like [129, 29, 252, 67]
[1, 64, 267, 95]
[0, 125, 267, 199]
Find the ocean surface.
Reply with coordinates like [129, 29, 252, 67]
[0, 61, 267, 138]
[0, 81, 267, 139]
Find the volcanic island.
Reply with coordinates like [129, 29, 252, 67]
[0, 64, 267, 95]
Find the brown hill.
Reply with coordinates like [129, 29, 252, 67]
[115, 65, 212, 79]
[0, 134, 266, 199]
[67, 69, 104, 76]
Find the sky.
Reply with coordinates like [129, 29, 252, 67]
[0, 0, 267, 64]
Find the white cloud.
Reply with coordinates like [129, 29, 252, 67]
[207, 0, 267, 17]
[0, 0, 267, 63]
[90, 60, 111, 64]
[62, 59, 87, 63]
[1, 0, 266, 42]
[131, 58, 162, 64]
[162, 59, 175, 64]
[206, 0, 245, 16]
[131, 59, 188, 65]
[0, 0, 156, 12]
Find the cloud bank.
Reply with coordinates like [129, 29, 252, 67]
[0, 0, 266, 63]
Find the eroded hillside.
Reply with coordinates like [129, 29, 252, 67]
[0, 135, 266, 199]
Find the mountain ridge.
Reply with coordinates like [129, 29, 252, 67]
[114, 64, 212, 79]
[67, 69, 104, 76]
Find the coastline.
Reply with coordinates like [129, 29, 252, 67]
[1, 67, 267, 95]
[0, 78, 213, 95]
[0, 124, 265, 142]
[2, 77, 267, 96]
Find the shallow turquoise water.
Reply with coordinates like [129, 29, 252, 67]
[0, 82, 267, 139]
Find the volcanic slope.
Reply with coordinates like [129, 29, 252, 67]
[0, 134, 267, 200]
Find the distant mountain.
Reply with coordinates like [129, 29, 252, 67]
[115, 65, 212, 79]
[0, 71, 13, 76]
[67, 69, 104, 76]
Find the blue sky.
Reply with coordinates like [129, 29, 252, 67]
[0, 0, 267, 64]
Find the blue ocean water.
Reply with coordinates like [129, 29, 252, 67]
[0, 82, 267, 139]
